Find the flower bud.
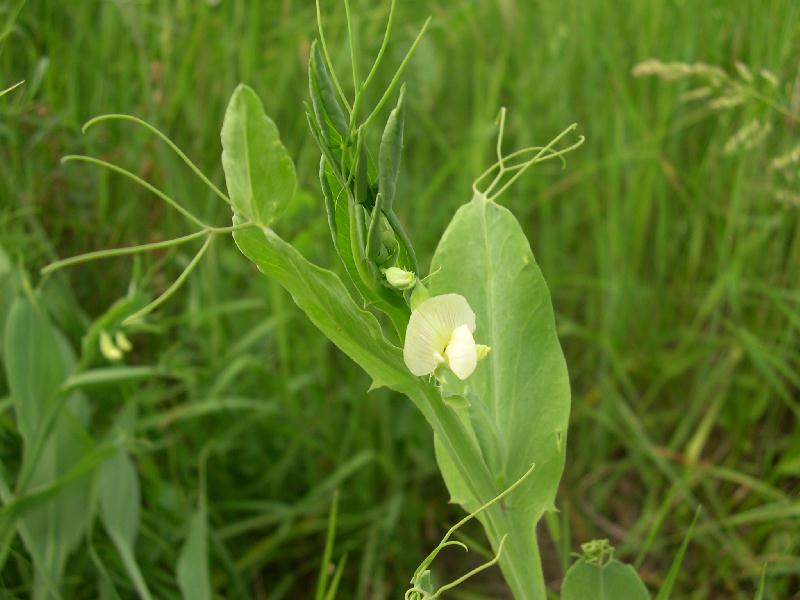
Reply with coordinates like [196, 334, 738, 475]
[476, 344, 492, 361]
[384, 267, 416, 290]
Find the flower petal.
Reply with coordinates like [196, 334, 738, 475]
[403, 294, 476, 376]
[444, 324, 477, 380]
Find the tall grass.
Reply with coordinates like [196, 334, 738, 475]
[1, 0, 799, 597]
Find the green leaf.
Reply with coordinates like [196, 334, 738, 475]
[221, 84, 297, 226]
[0, 244, 19, 362]
[232, 223, 412, 391]
[562, 559, 651, 600]
[654, 509, 699, 600]
[62, 366, 165, 392]
[314, 492, 339, 600]
[99, 448, 152, 600]
[4, 295, 68, 445]
[308, 40, 349, 144]
[231, 198, 533, 600]
[99, 449, 140, 545]
[429, 193, 571, 596]
[319, 156, 339, 248]
[176, 501, 211, 600]
[3, 293, 97, 599]
[378, 86, 405, 211]
[430, 193, 570, 507]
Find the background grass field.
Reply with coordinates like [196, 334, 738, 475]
[2, 0, 800, 598]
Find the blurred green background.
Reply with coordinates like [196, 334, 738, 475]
[2, 0, 799, 598]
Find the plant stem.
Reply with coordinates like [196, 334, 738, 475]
[413, 386, 546, 600]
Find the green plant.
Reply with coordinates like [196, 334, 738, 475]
[40, 1, 588, 596]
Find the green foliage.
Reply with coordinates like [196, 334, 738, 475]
[429, 192, 571, 596]
[2, 0, 799, 598]
[221, 84, 297, 226]
[176, 500, 211, 600]
[99, 447, 152, 600]
[562, 559, 650, 600]
[3, 293, 96, 600]
[232, 222, 412, 393]
[5, 294, 68, 446]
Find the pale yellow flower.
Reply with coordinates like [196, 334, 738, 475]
[403, 294, 486, 380]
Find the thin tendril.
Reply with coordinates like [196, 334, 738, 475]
[40, 223, 253, 276]
[351, 0, 397, 128]
[411, 462, 536, 583]
[41, 231, 207, 275]
[361, 16, 431, 132]
[123, 234, 215, 326]
[430, 536, 508, 598]
[474, 146, 566, 194]
[344, 0, 359, 96]
[496, 107, 507, 166]
[82, 114, 231, 204]
[470, 119, 585, 201]
[61, 155, 210, 229]
[315, 0, 352, 113]
[362, 0, 397, 93]
[489, 128, 585, 200]
[405, 463, 536, 599]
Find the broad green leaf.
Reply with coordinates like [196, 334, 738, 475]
[232, 224, 412, 392]
[429, 193, 570, 597]
[562, 559, 651, 600]
[4, 295, 67, 445]
[430, 193, 570, 510]
[99, 449, 140, 547]
[4, 294, 96, 600]
[221, 84, 297, 226]
[176, 501, 211, 600]
[0, 244, 18, 362]
[378, 87, 405, 211]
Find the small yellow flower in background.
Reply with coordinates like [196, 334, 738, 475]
[100, 330, 134, 361]
[99, 330, 123, 361]
[115, 331, 133, 352]
[403, 293, 489, 380]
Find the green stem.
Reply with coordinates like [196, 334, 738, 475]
[81, 114, 231, 204]
[347, 200, 408, 336]
[41, 230, 207, 275]
[315, 0, 352, 113]
[413, 386, 546, 600]
[123, 234, 215, 325]
[61, 155, 210, 228]
[350, 0, 397, 130]
[0, 80, 24, 97]
[343, 0, 359, 97]
[360, 16, 431, 132]
[41, 223, 252, 276]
